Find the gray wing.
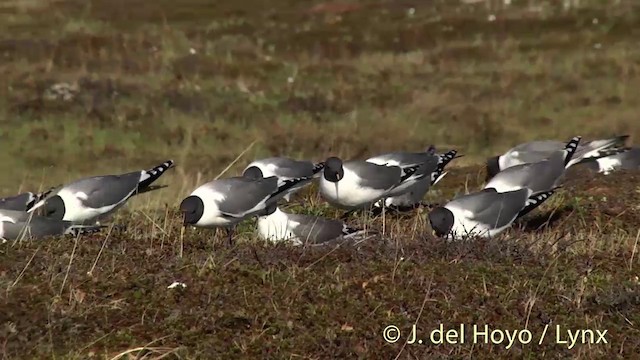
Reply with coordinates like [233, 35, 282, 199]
[576, 135, 629, 160]
[388, 179, 431, 206]
[63, 172, 141, 208]
[0, 209, 71, 239]
[267, 157, 316, 178]
[0, 193, 34, 211]
[507, 140, 563, 164]
[288, 213, 346, 244]
[3, 216, 71, 239]
[369, 152, 438, 168]
[215, 177, 278, 216]
[491, 151, 565, 193]
[0, 209, 31, 222]
[346, 161, 402, 190]
[450, 188, 529, 228]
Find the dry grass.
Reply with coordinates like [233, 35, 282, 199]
[1, 0, 640, 358]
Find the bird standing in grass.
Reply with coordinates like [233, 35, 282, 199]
[318, 156, 421, 211]
[484, 136, 581, 194]
[242, 157, 325, 201]
[428, 187, 557, 240]
[180, 173, 313, 245]
[29, 160, 175, 224]
[368, 147, 460, 210]
[485, 134, 628, 180]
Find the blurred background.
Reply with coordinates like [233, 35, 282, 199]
[0, 0, 638, 204]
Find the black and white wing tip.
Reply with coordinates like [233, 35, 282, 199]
[518, 188, 558, 218]
[563, 136, 582, 166]
[312, 161, 326, 174]
[431, 150, 459, 185]
[273, 174, 315, 196]
[138, 160, 175, 189]
[26, 186, 60, 213]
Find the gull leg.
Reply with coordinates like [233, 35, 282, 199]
[226, 226, 236, 247]
[381, 198, 387, 237]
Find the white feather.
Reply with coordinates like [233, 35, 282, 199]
[58, 188, 129, 222]
[319, 167, 389, 208]
[188, 185, 232, 227]
[445, 204, 514, 241]
[0, 215, 17, 239]
[257, 208, 301, 245]
[245, 161, 278, 178]
[595, 156, 622, 175]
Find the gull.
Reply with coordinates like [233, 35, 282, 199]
[0, 188, 55, 212]
[485, 135, 628, 180]
[0, 209, 105, 241]
[242, 157, 325, 201]
[30, 160, 175, 224]
[582, 147, 640, 175]
[256, 205, 368, 246]
[318, 156, 420, 210]
[428, 187, 557, 240]
[368, 146, 461, 209]
[180, 173, 313, 245]
[484, 136, 581, 193]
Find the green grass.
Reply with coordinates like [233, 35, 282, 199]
[2, 0, 640, 358]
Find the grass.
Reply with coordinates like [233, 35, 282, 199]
[1, 0, 640, 358]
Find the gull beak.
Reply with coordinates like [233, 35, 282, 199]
[334, 182, 339, 200]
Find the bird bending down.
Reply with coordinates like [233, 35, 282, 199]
[485, 134, 628, 180]
[582, 147, 640, 175]
[29, 160, 175, 224]
[428, 187, 557, 241]
[318, 156, 419, 214]
[180, 173, 313, 245]
[242, 157, 325, 201]
[484, 136, 581, 194]
[369, 147, 461, 210]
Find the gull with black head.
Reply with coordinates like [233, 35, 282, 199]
[428, 187, 557, 241]
[29, 160, 175, 224]
[243, 157, 325, 201]
[319, 156, 419, 214]
[180, 172, 313, 245]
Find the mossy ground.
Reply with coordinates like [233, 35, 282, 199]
[1, 0, 640, 358]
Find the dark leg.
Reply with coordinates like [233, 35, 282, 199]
[226, 226, 236, 246]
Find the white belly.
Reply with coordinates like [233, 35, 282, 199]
[319, 171, 388, 209]
[59, 189, 125, 223]
[596, 157, 622, 175]
[447, 206, 512, 240]
[257, 214, 302, 245]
